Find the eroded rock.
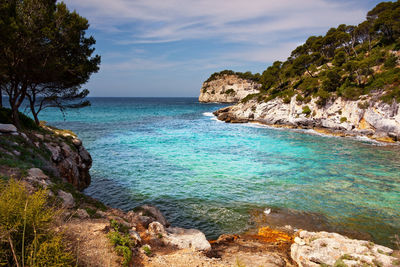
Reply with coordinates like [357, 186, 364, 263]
[291, 230, 397, 267]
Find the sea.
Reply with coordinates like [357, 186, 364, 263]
[17, 97, 400, 247]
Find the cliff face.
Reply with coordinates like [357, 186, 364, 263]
[199, 74, 261, 103]
[214, 92, 400, 142]
[0, 123, 92, 190]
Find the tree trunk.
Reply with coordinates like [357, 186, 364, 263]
[12, 106, 21, 128]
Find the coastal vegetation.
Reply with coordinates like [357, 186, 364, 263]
[206, 1, 400, 106]
[0, 0, 100, 127]
[0, 179, 74, 266]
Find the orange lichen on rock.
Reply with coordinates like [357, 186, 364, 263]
[256, 227, 294, 244]
[358, 117, 374, 130]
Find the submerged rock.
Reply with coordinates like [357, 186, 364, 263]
[135, 205, 169, 227]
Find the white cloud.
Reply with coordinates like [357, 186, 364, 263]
[65, 0, 368, 44]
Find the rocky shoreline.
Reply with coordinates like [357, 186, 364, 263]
[212, 93, 400, 144]
[1, 123, 399, 266]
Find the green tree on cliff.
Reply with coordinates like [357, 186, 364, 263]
[0, 0, 100, 127]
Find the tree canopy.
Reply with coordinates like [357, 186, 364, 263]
[206, 1, 400, 105]
[0, 0, 100, 127]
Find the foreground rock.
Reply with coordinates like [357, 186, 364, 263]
[291, 230, 399, 267]
[214, 92, 400, 143]
[0, 123, 18, 133]
[199, 74, 261, 103]
[148, 221, 211, 251]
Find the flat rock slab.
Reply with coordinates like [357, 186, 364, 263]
[291, 230, 398, 267]
[0, 124, 17, 133]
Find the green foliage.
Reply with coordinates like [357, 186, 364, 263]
[315, 90, 332, 106]
[225, 89, 235, 95]
[302, 106, 312, 116]
[107, 219, 135, 266]
[0, 107, 39, 130]
[229, 1, 400, 105]
[384, 54, 398, 68]
[0, 179, 73, 266]
[358, 101, 370, 109]
[142, 245, 152, 256]
[340, 117, 348, 123]
[0, 0, 100, 127]
[206, 70, 260, 83]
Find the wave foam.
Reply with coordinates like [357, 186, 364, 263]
[202, 112, 214, 117]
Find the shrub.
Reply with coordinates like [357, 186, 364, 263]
[224, 89, 235, 95]
[315, 90, 331, 106]
[296, 94, 304, 103]
[0, 179, 72, 266]
[384, 54, 398, 69]
[107, 220, 135, 266]
[302, 106, 312, 116]
[340, 117, 347, 123]
[0, 107, 39, 130]
[357, 101, 369, 109]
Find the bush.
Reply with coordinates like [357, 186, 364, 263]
[0, 179, 72, 266]
[340, 117, 347, 123]
[107, 219, 135, 266]
[384, 54, 398, 69]
[302, 106, 312, 116]
[224, 89, 235, 95]
[0, 107, 39, 130]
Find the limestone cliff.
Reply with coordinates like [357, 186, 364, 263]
[199, 74, 261, 103]
[214, 92, 400, 143]
[0, 123, 92, 190]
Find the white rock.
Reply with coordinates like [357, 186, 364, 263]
[294, 237, 305, 246]
[0, 124, 17, 133]
[129, 229, 142, 243]
[148, 221, 167, 236]
[76, 209, 90, 219]
[58, 190, 75, 208]
[291, 230, 396, 267]
[26, 168, 52, 187]
[164, 227, 211, 251]
[199, 74, 261, 103]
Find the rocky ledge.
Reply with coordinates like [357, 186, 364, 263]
[0, 123, 92, 189]
[199, 74, 261, 103]
[213, 92, 400, 143]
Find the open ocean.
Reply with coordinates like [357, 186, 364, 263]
[32, 97, 400, 246]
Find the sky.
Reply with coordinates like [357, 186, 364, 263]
[63, 0, 385, 97]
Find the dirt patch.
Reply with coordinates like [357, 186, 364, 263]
[60, 218, 122, 267]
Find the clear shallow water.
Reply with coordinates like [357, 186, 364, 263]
[36, 97, 400, 246]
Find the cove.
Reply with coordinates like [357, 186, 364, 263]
[38, 97, 400, 247]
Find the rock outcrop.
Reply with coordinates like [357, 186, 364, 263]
[214, 92, 400, 142]
[199, 74, 261, 103]
[0, 123, 92, 190]
[291, 230, 398, 267]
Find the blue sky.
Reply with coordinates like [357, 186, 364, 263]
[63, 0, 384, 97]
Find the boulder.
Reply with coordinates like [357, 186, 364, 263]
[129, 229, 142, 244]
[135, 205, 169, 227]
[58, 190, 75, 208]
[165, 227, 211, 251]
[76, 209, 90, 219]
[72, 138, 82, 147]
[26, 168, 52, 188]
[148, 221, 167, 236]
[291, 230, 397, 267]
[0, 124, 17, 133]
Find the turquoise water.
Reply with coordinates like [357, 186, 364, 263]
[37, 98, 400, 246]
